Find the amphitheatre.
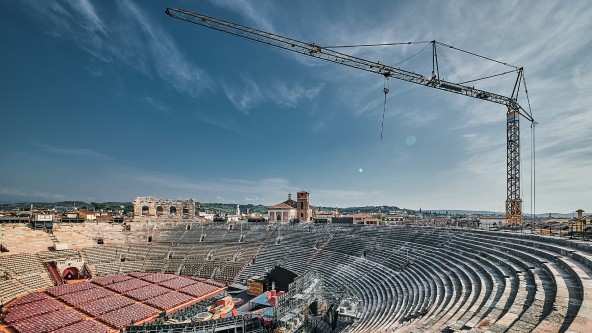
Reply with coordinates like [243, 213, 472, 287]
[1, 210, 591, 332]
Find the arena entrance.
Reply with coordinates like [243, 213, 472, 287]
[62, 267, 79, 280]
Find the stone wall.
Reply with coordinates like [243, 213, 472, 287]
[0, 224, 55, 255]
[132, 196, 195, 219]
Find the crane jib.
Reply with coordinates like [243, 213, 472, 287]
[165, 8, 527, 114]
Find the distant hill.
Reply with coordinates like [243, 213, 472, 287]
[0, 201, 94, 211]
[0, 201, 134, 214]
[317, 205, 402, 215]
[0, 200, 579, 218]
[197, 203, 268, 215]
[90, 202, 133, 213]
[426, 209, 500, 216]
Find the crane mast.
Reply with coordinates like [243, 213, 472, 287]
[165, 8, 535, 226]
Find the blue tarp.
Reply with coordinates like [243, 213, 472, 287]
[249, 291, 271, 307]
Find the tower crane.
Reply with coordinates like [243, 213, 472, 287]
[165, 8, 536, 226]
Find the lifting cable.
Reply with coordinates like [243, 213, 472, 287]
[457, 69, 518, 86]
[381, 77, 390, 139]
[519, 135, 524, 225]
[392, 43, 431, 67]
[522, 72, 536, 221]
[436, 41, 518, 69]
[531, 122, 536, 224]
[437, 48, 463, 84]
[321, 41, 432, 49]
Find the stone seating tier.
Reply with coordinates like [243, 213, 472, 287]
[1, 224, 591, 333]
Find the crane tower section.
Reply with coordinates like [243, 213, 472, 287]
[506, 104, 522, 226]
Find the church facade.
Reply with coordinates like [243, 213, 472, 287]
[268, 192, 313, 223]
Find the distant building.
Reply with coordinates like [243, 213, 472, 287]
[95, 215, 114, 223]
[198, 212, 215, 220]
[313, 209, 339, 223]
[268, 192, 315, 223]
[65, 212, 78, 219]
[478, 215, 505, 227]
[267, 203, 297, 223]
[381, 212, 409, 225]
[78, 210, 97, 221]
[344, 213, 381, 225]
[33, 213, 53, 222]
[296, 191, 312, 222]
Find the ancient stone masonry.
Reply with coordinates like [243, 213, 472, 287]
[133, 197, 195, 219]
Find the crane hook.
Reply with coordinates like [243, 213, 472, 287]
[381, 78, 390, 139]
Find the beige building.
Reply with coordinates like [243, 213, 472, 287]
[267, 203, 297, 223]
[267, 192, 314, 223]
[345, 213, 382, 225]
[78, 210, 96, 221]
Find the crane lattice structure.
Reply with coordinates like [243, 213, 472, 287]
[165, 8, 536, 226]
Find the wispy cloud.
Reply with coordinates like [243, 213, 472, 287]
[32, 142, 111, 160]
[0, 187, 66, 201]
[399, 106, 441, 126]
[223, 79, 264, 114]
[130, 172, 293, 203]
[134, 174, 290, 194]
[125, 170, 384, 207]
[120, 0, 212, 97]
[209, 0, 275, 32]
[193, 110, 245, 134]
[143, 96, 178, 119]
[223, 77, 322, 113]
[311, 120, 327, 132]
[75, 0, 106, 33]
[85, 66, 104, 77]
[461, 132, 504, 155]
[310, 188, 385, 205]
[19, 0, 212, 98]
[272, 81, 323, 108]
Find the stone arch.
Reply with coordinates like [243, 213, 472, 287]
[134, 197, 196, 219]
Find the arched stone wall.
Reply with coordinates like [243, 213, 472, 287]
[133, 197, 196, 219]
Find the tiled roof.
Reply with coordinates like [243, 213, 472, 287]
[267, 203, 296, 210]
[282, 199, 297, 208]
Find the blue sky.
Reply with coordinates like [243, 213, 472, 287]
[1, 1, 590, 213]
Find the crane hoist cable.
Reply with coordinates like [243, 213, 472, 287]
[522, 72, 536, 222]
[531, 122, 536, 225]
[381, 77, 390, 139]
[322, 41, 432, 49]
[437, 47, 463, 84]
[392, 43, 430, 67]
